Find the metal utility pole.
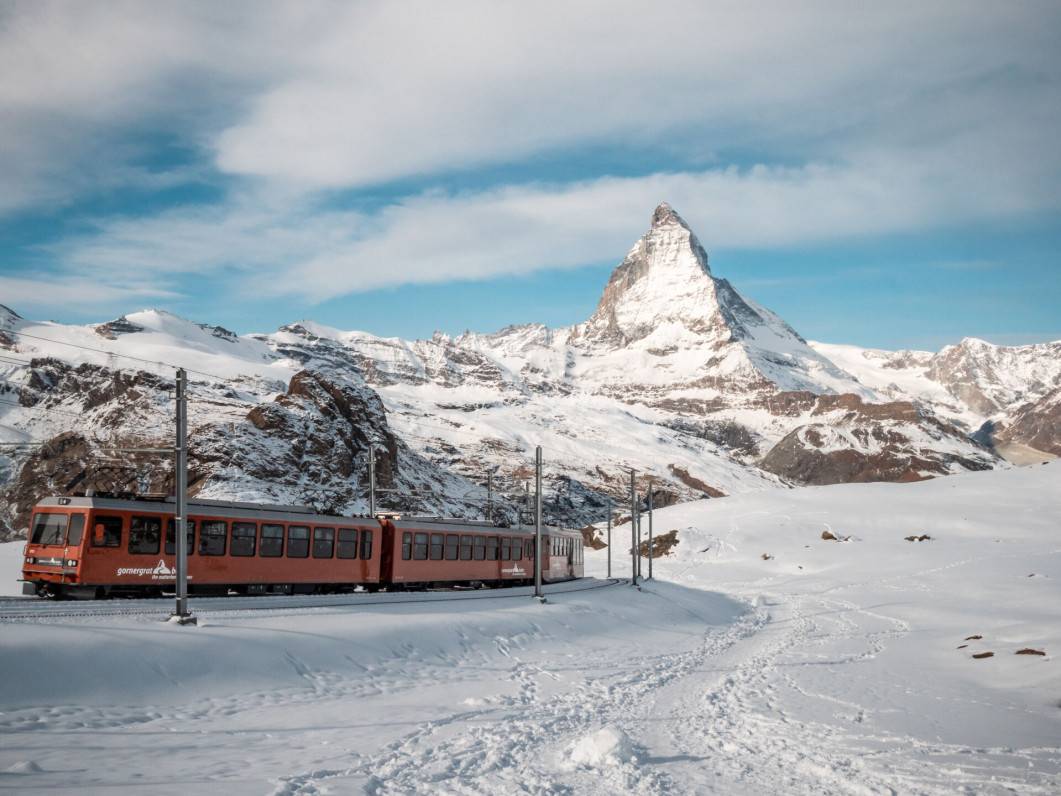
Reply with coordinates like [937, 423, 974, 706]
[606, 496, 612, 579]
[629, 469, 637, 586]
[368, 444, 376, 516]
[636, 495, 642, 579]
[170, 368, 194, 625]
[647, 482, 654, 580]
[486, 469, 493, 524]
[534, 446, 543, 600]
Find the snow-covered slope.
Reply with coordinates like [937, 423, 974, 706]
[4, 203, 1055, 537]
[812, 337, 1061, 454]
[0, 310, 485, 537]
[0, 464, 1057, 793]
[255, 205, 995, 510]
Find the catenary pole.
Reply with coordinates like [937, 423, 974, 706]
[171, 368, 194, 624]
[629, 469, 637, 586]
[635, 487, 642, 580]
[368, 444, 376, 516]
[534, 446, 543, 599]
[647, 481, 654, 580]
[606, 496, 612, 579]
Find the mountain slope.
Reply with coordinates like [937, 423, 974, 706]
[3, 203, 1052, 537]
[0, 312, 483, 538]
[261, 204, 997, 505]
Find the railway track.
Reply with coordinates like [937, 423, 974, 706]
[0, 577, 625, 622]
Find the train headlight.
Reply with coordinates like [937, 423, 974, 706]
[25, 557, 36, 564]
[65, 559, 78, 567]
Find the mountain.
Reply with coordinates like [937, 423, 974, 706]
[0, 310, 483, 539]
[2, 203, 1055, 539]
[811, 338, 1061, 460]
[574, 203, 871, 396]
[252, 205, 1001, 511]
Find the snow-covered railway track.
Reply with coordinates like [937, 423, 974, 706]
[0, 577, 623, 622]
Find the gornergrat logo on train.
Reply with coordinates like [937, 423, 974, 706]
[116, 560, 184, 580]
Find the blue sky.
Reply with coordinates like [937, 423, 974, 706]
[1, 2, 1059, 350]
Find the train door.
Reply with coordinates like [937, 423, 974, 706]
[378, 519, 396, 583]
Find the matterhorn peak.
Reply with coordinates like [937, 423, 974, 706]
[581, 202, 724, 345]
[651, 202, 690, 230]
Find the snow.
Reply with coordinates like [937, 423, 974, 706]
[1, 464, 1059, 793]
[569, 726, 636, 767]
[0, 540, 25, 595]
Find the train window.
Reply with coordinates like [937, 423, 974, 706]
[460, 535, 472, 560]
[260, 524, 283, 557]
[512, 539, 522, 561]
[91, 515, 122, 547]
[165, 519, 196, 556]
[430, 533, 444, 560]
[31, 513, 68, 545]
[67, 514, 85, 546]
[487, 536, 499, 561]
[402, 532, 412, 560]
[313, 527, 335, 558]
[525, 539, 533, 559]
[337, 528, 358, 559]
[129, 516, 161, 555]
[500, 537, 510, 560]
[231, 522, 257, 557]
[287, 526, 309, 558]
[413, 532, 429, 560]
[473, 535, 486, 560]
[445, 534, 459, 560]
[361, 529, 373, 559]
[200, 520, 227, 556]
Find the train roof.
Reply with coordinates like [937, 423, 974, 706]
[388, 516, 575, 537]
[34, 495, 365, 526]
[33, 496, 585, 536]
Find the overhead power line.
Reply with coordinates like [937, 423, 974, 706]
[7, 329, 233, 382]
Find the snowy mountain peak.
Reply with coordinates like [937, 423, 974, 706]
[650, 201, 690, 230]
[572, 204, 874, 396]
[580, 203, 716, 345]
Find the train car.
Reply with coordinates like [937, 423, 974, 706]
[380, 517, 584, 588]
[21, 496, 381, 599]
[21, 496, 585, 598]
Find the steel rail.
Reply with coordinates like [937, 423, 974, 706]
[0, 578, 622, 622]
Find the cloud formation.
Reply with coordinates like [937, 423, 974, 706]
[1, 1, 1060, 306]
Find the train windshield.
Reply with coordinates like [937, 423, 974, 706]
[30, 513, 69, 545]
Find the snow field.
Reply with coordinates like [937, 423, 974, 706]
[588, 462, 1061, 793]
[0, 571, 749, 794]
[1, 463, 1058, 793]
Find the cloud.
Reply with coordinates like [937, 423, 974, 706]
[2, 2, 1060, 210]
[2, 1, 1060, 315]
[44, 146, 1059, 303]
[0, 273, 180, 319]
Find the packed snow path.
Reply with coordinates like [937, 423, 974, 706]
[1, 464, 1059, 793]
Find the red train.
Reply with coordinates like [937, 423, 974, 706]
[20, 496, 585, 599]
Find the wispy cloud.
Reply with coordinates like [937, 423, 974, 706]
[0, 274, 181, 319]
[41, 151, 1059, 304]
[2, 1, 1060, 317]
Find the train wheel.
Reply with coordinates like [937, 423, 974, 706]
[42, 584, 66, 600]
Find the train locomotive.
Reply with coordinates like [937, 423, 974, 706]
[20, 496, 585, 599]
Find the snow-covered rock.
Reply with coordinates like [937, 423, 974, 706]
[569, 726, 636, 768]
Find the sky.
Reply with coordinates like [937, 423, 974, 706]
[1, 1, 1059, 351]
